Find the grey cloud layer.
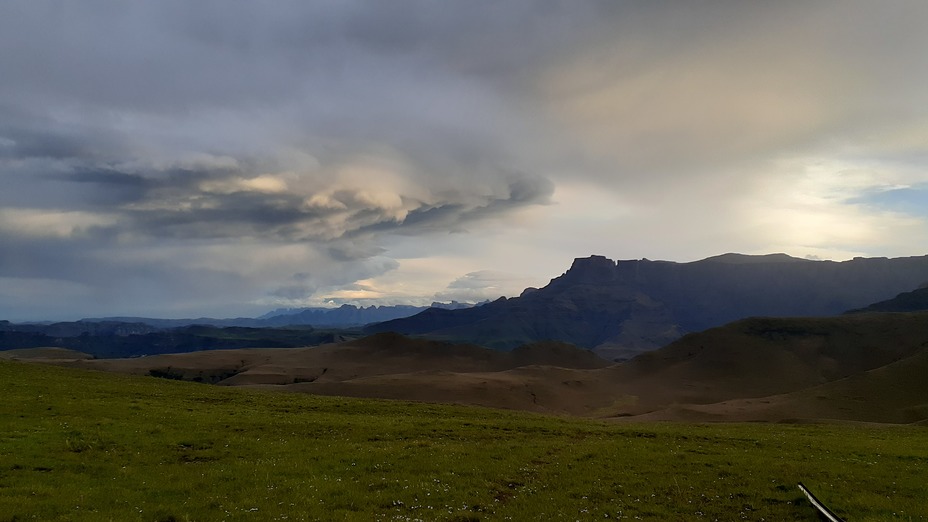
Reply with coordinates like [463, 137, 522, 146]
[1, 1, 571, 242]
[2, 1, 927, 319]
[3, 157, 552, 241]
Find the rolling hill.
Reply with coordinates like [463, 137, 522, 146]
[639, 348, 928, 424]
[602, 312, 928, 415]
[53, 332, 610, 387]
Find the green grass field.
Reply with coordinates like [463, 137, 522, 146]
[1, 359, 926, 521]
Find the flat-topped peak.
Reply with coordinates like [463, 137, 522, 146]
[563, 255, 618, 283]
[569, 255, 616, 269]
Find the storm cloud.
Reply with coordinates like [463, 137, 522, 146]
[2, 1, 928, 320]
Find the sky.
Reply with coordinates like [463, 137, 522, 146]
[2, 1, 928, 321]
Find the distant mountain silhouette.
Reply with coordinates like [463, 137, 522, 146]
[83, 303, 474, 329]
[0, 303, 481, 358]
[258, 301, 473, 320]
[367, 253, 928, 358]
[255, 304, 432, 327]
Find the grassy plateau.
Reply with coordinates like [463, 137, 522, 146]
[1, 359, 926, 521]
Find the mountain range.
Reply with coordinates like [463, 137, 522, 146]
[84, 302, 475, 329]
[0, 303, 472, 358]
[5, 253, 928, 361]
[368, 253, 928, 359]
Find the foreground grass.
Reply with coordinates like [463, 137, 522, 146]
[1, 360, 926, 521]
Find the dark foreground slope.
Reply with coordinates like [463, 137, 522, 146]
[367, 253, 928, 358]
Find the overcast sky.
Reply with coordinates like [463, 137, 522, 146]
[2, 1, 928, 321]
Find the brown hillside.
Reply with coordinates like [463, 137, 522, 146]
[269, 365, 626, 416]
[603, 313, 928, 414]
[274, 370, 556, 414]
[634, 348, 928, 424]
[57, 333, 609, 388]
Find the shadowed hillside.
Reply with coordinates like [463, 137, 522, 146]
[845, 284, 928, 314]
[603, 312, 928, 415]
[638, 348, 928, 424]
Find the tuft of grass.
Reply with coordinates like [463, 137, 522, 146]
[1, 359, 926, 521]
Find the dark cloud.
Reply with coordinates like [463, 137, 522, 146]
[2, 151, 554, 243]
[352, 173, 554, 237]
[1, 129, 92, 161]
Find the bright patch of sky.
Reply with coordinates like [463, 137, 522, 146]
[852, 186, 928, 217]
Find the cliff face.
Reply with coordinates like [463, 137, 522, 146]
[368, 253, 928, 358]
[551, 255, 618, 285]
